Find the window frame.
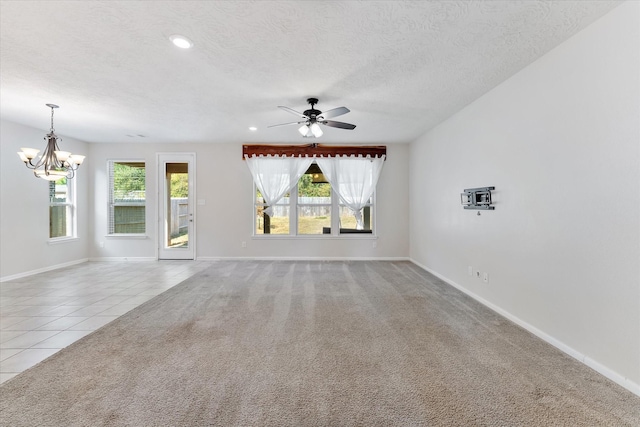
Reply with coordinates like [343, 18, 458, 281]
[48, 177, 76, 242]
[107, 160, 147, 236]
[338, 193, 375, 234]
[254, 188, 291, 235]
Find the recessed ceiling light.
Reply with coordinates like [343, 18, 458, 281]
[249, 127, 257, 131]
[169, 35, 193, 49]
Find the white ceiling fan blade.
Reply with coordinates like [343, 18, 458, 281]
[318, 106, 350, 120]
[267, 121, 307, 128]
[278, 106, 309, 119]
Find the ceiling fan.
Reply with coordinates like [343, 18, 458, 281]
[268, 98, 356, 138]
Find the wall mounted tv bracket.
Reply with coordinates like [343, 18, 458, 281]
[461, 187, 495, 210]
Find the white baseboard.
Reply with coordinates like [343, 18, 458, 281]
[87, 257, 157, 262]
[196, 256, 411, 262]
[0, 258, 89, 282]
[409, 259, 640, 398]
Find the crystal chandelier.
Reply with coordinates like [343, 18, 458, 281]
[17, 104, 85, 181]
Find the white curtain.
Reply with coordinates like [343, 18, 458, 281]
[244, 155, 313, 217]
[316, 155, 385, 229]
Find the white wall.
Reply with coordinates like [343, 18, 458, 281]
[409, 1, 639, 391]
[1, 121, 409, 269]
[89, 142, 410, 260]
[0, 120, 90, 279]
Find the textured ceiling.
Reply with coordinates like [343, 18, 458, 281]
[0, 1, 621, 144]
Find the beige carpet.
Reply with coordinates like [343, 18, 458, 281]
[1, 261, 638, 426]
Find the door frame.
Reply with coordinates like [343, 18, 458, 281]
[157, 152, 196, 260]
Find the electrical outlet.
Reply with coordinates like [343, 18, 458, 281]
[468, 266, 473, 276]
[99, 242, 104, 248]
[483, 272, 489, 283]
[241, 241, 246, 248]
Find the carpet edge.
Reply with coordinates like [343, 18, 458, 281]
[408, 258, 640, 398]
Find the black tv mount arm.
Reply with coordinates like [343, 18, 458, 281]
[461, 186, 495, 210]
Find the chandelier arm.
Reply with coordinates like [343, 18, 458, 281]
[24, 158, 38, 170]
[34, 134, 64, 173]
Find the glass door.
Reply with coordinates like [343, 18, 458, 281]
[158, 153, 195, 260]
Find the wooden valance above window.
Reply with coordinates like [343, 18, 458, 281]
[242, 144, 386, 159]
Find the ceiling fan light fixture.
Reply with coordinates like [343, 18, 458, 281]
[299, 124, 310, 137]
[310, 123, 323, 138]
[270, 98, 355, 137]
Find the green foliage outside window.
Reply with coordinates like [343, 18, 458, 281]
[298, 174, 330, 197]
[114, 163, 145, 195]
[170, 173, 188, 197]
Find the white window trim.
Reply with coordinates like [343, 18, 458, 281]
[48, 236, 80, 245]
[107, 159, 147, 236]
[252, 235, 377, 241]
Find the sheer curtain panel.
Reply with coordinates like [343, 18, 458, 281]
[244, 155, 313, 217]
[316, 155, 385, 229]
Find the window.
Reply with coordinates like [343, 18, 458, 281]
[297, 166, 331, 235]
[339, 197, 373, 233]
[254, 162, 375, 236]
[255, 188, 290, 235]
[108, 161, 146, 235]
[49, 178, 75, 239]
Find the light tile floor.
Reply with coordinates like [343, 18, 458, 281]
[0, 260, 211, 384]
